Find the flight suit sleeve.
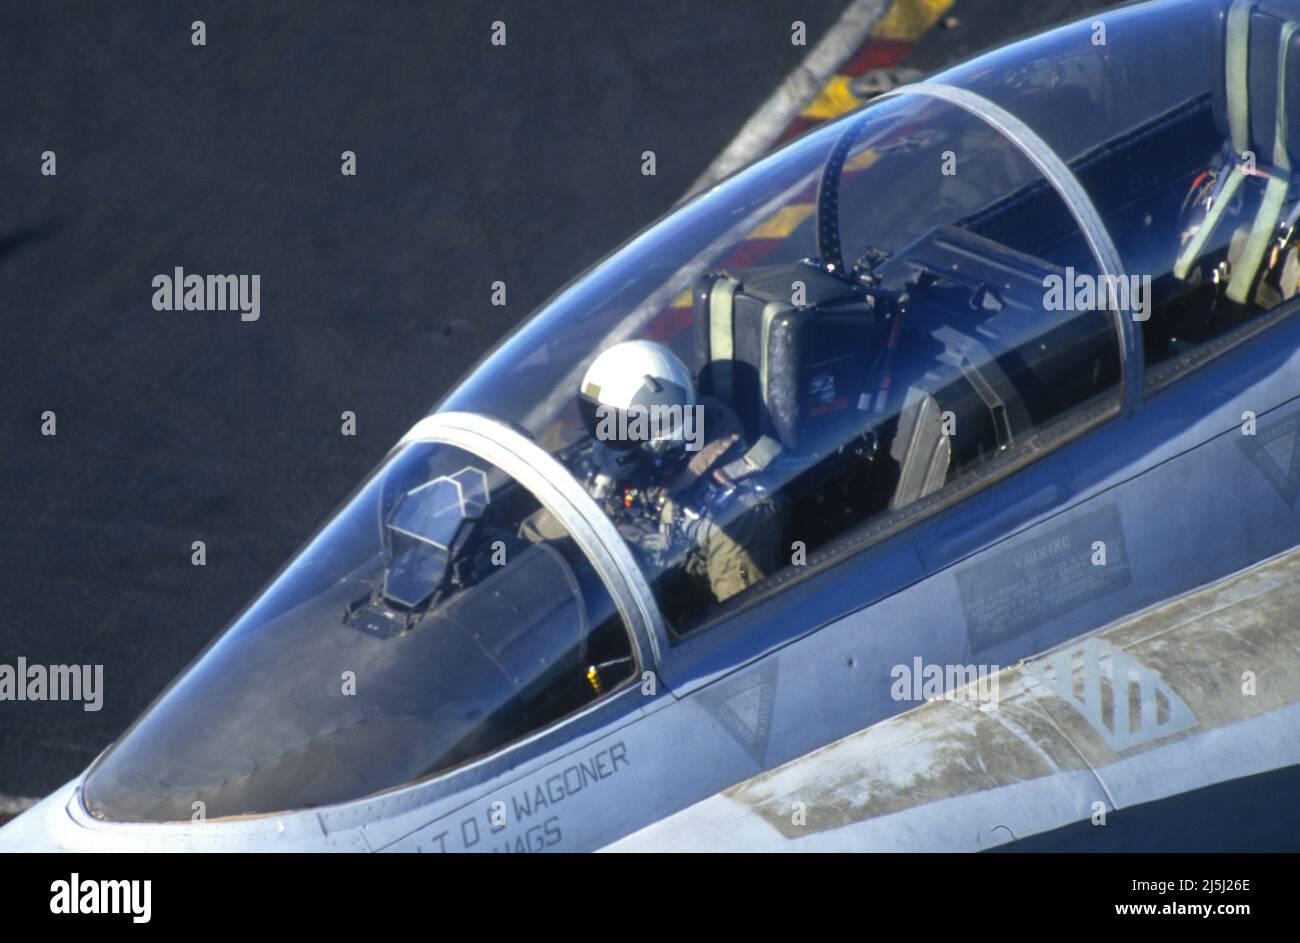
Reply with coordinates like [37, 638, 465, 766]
[701, 497, 785, 602]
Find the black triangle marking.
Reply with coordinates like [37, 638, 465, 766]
[1238, 411, 1300, 508]
[698, 658, 779, 767]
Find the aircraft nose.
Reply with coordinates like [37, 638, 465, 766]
[0, 780, 81, 852]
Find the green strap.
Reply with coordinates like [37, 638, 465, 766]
[1228, 171, 1289, 302]
[1226, 1, 1254, 155]
[1174, 0, 1254, 282]
[1227, 18, 1300, 303]
[1280, 16, 1300, 177]
[709, 278, 738, 403]
[759, 301, 782, 418]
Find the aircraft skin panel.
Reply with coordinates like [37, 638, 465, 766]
[603, 544, 1300, 851]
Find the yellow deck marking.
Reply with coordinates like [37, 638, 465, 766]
[802, 74, 864, 121]
[871, 0, 956, 42]
[747, 203, 816, 240]
[799, 0, 957, 122]
[844, 147, 880, 173]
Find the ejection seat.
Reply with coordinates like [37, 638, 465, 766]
[871, 225, 1119, 508]
[1175, 0, 1300, 305]
[692, 262, 875, 467]
[690, 262, 882, 553]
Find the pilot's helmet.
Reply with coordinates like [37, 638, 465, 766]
[578, 339, 696, 456]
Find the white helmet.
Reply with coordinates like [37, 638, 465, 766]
[579, 340, 696, 455]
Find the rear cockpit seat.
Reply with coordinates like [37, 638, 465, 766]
[874, 225, 1117, 506]
[1175, 0, 1300, 305]
[689, 222, 1120, 532]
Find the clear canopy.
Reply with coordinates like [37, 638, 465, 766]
[84, 443, 635, 821]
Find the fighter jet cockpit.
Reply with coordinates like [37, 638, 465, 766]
[78, 0, 1300, 825]
[444, 0, 1300, 637]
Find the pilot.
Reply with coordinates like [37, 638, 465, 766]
[523, 339, 783, 607]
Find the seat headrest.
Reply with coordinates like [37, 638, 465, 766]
[694, 264, 873, 452]
[1210, 0, 1300, 168]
